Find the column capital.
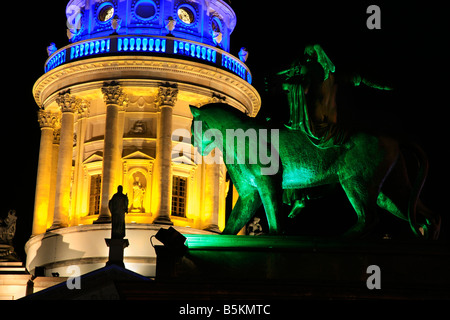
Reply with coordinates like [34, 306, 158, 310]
[56, 90, 81, 113]
[156, 82, 178, 108]
[37, 110, 57, 129]
[53, 128, 61, 144]
[102, 81, 128, 106]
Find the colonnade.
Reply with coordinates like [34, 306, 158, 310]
[31, 82, 221, 236]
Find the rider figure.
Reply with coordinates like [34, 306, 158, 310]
[280, 44, 392, 217]
[280, 44, 392, 149]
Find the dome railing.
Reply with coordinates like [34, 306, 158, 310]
[45, 35, 252, 84]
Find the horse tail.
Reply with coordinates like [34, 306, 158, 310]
[401, 142, 429, 238]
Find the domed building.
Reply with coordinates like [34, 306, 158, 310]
[26, 0, 260, 279]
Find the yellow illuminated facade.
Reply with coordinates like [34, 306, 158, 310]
[25, 0, 260, 278]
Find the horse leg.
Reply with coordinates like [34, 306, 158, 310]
[416, 199, 441, 239]
[222, 189, 262, 235]
[379, 151, 441, 239]
[378, 190, 441, 239]
[377, 152, 410, 221]
[377, 192, 408, 221]
[340, 178, 380, 238]
[257, 178, 283, 234]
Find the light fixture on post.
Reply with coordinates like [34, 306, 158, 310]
[154, 227, 187, 251]
[153, 227, 187, 280]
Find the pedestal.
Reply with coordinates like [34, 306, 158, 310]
[154, 235, 450, 299]
[105, 238, 129, 268]
[0, 244, 20, 263]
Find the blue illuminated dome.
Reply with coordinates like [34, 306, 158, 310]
[47, 0, 251, 84]
[66, 0, 236, 52]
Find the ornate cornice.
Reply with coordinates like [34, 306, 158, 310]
[33, 56, 261, 117]
[156, 82, 178, 108]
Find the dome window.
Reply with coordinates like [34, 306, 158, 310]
[177, 5, 195, 25]
[135, 0, 157, 20]
[98, 2, 115, 23]
[212, 17, 221, 33]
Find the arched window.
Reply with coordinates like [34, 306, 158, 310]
[89, 174, 102, 215]
[172, 176, 187, 217]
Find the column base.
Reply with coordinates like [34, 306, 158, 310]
[152, 215, 174, 226]
[203, 224, 221, 234]
[105, 238, 129, 268]
[93, 215, 112, 224]
[47, 223, 68, 231]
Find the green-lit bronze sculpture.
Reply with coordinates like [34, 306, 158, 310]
[190, 104, 440, 239]
[189, 45, 440, 239]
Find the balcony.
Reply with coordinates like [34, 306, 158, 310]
[45, 35, 252, 84]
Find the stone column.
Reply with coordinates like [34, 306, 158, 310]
[116, 105, 126, 186]
[31, 110, 57, 236]
[202, 151, 221, 233]
[153, 83, 178, 225]
[95, 82, 127, 224]
[50, 91, 80, 230]
[47, 127, 60, 230]
[71, 101, 90, 226]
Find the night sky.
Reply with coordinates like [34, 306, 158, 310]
[4, 0, 448, 259]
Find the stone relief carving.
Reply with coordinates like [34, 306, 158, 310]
[128, 121, 147, 135]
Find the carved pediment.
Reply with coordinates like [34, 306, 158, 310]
[123, 150, 154, 160]
[83, 152, 103, 164]
[172, 154, 196, 166]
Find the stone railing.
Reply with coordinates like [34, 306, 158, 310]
[45, 35, 252, 84]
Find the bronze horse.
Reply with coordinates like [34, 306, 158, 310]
[190, 103, 440, 239]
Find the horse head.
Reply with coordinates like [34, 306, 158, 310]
[189, 104, 237, 157]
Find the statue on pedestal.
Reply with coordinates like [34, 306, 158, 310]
[105, 186, 129, 268]
[0, 210, 19, 262]
[108, 186, 128, 239]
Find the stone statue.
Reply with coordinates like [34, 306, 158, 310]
[111, 14, 122, 35]
[108, 186, 129, 239]
[239, 47, 248, 63]
[190, 104, 441, 239]
[212, 30, 223, 47]
[131, 176, 145, 213]
[0, 210, 17, 245]
[47, 43, 58, 56]
[165, 16, 176, 36]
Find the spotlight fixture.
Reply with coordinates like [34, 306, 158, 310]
[154, 227, 187, 251]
